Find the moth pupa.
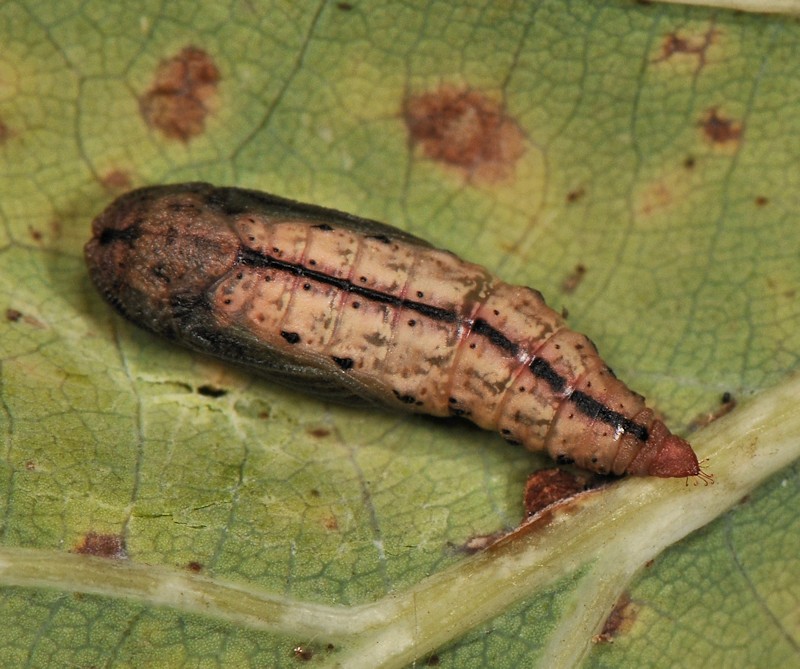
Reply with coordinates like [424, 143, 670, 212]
[85, 183, 703, 479]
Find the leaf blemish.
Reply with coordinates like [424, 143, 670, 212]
[700, 108, 742, 145]
[0, 118, 12, 144]
[139, 46, 220, 142]
[654, 27, 718, 71]
[72, 531, 127, 559]
[197, 384, 227, 398]
[293, 645, 314, 661]
[523, 468, 601, 517]
[101, 169, 134, 193]
[688, 392, 737, 431]
[403, 87, 525, 183]
[593, 592, 639, 643]
[566, 187, 585, 203]
[561, 263, 587, 294]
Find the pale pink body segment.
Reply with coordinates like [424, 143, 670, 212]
[85, 183, 701, 478]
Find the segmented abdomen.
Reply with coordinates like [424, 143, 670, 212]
[85, 183, 700, 478]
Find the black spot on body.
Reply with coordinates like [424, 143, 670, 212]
[393, 390, 417, 404]
[312, 223, 334, 231]
[332, 356, 354, 370]
[366, 234, 392, 244]
[281, 331, 301, 344]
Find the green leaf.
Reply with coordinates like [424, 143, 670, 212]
[1, 1, 798, 667]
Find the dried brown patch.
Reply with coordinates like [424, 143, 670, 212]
[186, 561, 203, 572]
[403, 87, 525, 183]
[593, 592, 639, 643]
[566, 187, 585, 203]
[73, 531, 127, 559]
[28, 226, 43, 242]
[24, 459, 36, 471]
[755, 195, 768, 207]
[101, 169, 133, 192]
[524, 468, 601, 516]
[687, 392, 736, 431]
[561, 263, 587, 294]
[308, 427, 331, 438]
[323, 515, 339, 531]
[654, 27, 718, 71]
[140, 46, 220, 142]
[5, 308, 22, 322]
[700, 108, 742, 145]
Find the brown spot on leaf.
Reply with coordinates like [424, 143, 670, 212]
[654, 28, 718, 71]
[593, 592, 639, 643]
[336, 1, 354, 9]
[139, 46, 220, 142]
[101, 169, 133, 192]
[5, 308, 45, 329]
[561, 263, 587, 294]
[186, 561, 203, 572]
[403, 87, 525, 183]
[323, 515, 339, 531]
[755, 195, 768, 207]
[687, 392, 736, 431]
[701, 108, 742, 145]
[524, 468, 601, 516]
[73, 531, 127, 559]
[29, 226, 43, 242]
[308, 427, 331, 438]
[24, 459, 36, 471]
[683, 155, 696, 169]
[566, 187, 585, 203]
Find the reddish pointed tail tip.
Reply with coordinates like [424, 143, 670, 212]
[648, 435, 701, 478]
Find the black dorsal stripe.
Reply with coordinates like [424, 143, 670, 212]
[239, 247, 458, 322]
[237, 245, 649, 442]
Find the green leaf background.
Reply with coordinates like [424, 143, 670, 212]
[1, 1, 798, 667]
